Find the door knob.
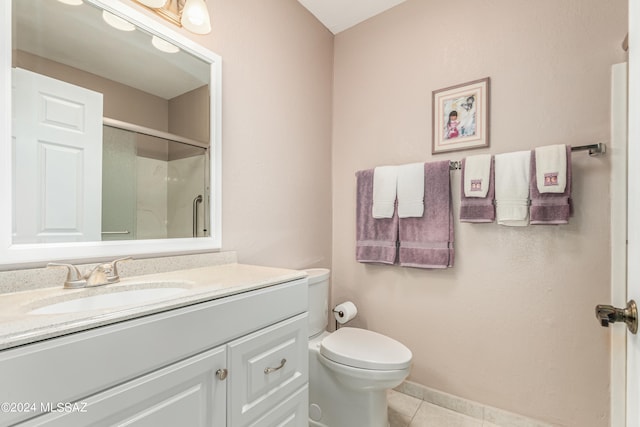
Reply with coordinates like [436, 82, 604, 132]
[595, 300, 638, 334]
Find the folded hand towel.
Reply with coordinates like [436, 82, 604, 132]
[534, 144, 567, 193]
[397, 162, 425, 218]
[495, 151, 531, 226]
[530, 145, 572, 224]
[356, 169, 398, 264]
[463, 154, 492, 198]
[460, 156, 495, 223]
[399, 161, 454, 269]
[372, 166, 398, 218]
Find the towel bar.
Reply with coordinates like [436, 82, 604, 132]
[448, 142, 607, 170]
[571, 142, 606, 156]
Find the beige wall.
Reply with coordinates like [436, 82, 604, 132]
[207, 0, 334, 269]
[332, 0, 626, 425]
[149, 0, 334, 269]
[169, 85, 209, 143]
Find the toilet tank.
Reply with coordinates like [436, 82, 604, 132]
[305, 268, 330, 338]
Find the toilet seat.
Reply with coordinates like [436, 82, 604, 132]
[320, 327, 412, 370]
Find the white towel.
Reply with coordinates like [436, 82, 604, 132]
[372, 165, 398, 219]
[397, 162, 424, 218]
[463, 154, 492, 198]
[495, 151, 531, 226]
[535, 144, 567, 193]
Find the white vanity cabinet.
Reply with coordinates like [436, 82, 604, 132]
[0, 278, 308, 427]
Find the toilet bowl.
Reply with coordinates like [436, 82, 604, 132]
[306, 268, 412, 427]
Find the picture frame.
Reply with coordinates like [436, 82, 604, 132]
[432, 77, 490, 154]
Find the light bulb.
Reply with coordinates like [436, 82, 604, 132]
[180, 0, 211, 34]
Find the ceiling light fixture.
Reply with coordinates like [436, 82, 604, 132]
[57, 0, 84, 5]
[102, 10, 136, 31]
[151, 35, 180, 53]
[133, 0, 211, 35]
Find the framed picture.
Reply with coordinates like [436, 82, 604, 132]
[432, 77, 490, 154]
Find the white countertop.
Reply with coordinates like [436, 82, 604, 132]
[0, 263, 307, 351]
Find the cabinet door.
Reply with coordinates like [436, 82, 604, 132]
[20, 346, 227, 427]
[227, 314, 308, 427]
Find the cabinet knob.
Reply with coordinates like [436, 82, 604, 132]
[216, 368, 228, 380]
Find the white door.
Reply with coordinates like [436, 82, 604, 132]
[628, 1, 640, 424]
[609, 62, 628, 427]
[12, 68, 103, 244]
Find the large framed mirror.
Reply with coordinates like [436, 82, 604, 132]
[0, 0, 222, 268]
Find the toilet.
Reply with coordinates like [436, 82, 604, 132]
[306, 268, 412, 427]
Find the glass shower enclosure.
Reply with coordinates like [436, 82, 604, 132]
[102, 124, 209, 241]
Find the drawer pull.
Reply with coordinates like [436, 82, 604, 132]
[216, 368, 228, 380]
[264, 358, 287, 374]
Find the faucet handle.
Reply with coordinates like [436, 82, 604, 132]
[47, 263, 86, 289]
[108, 257, 132, 282]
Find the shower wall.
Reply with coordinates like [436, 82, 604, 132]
[167, 155, 207, 238]
[135, 155, 168, 240]
[102, 126, 137, 241]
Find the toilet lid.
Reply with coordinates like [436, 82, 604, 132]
[320, 327, 412, 370]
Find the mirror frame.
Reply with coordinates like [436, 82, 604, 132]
[0, 0, 222, 269]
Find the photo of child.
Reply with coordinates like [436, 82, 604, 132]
[432, 77, 489, 154]
[446, 111, 459, 139]
[443, 95, 476, 140]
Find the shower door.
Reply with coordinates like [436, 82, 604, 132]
[102, 126, 137, 240]
[102, 124, 208, 241]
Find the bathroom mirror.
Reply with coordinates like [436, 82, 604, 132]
[0, 0, 222, 268]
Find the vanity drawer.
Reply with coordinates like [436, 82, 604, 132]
[227, 313, 308, 427]
[249, 384, 308, 427]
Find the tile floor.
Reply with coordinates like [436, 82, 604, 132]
[388, 390, 501, 427]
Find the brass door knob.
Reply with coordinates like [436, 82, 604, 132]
[595, 300, 638, 334]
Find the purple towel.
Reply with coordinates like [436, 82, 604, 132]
[459, 157, 495, 223]
[529, 145, 573, 224]
[356, 169, 398, 264]
[399, 161, 454, 269]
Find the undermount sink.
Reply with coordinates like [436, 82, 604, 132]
[29, 286, 190, 315]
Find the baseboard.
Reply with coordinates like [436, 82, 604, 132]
[394, 381, 554, 427]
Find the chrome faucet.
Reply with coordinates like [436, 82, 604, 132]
[48, 257, 132, 289]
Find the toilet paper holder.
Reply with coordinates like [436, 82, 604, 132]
[332, 307, 344, 329]
[332, 301, 357, 329]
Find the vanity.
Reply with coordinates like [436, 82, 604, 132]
[0, 263, 309, 426]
